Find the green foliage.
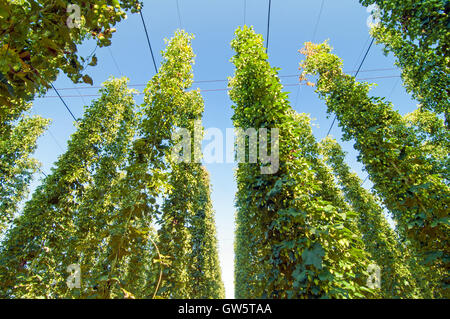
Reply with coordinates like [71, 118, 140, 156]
[404, 109, 449, 183]
[157, 163, 196, 299]
[158, 164, 225, 299]
[299, 41, 449, 297]
[0, 77, 137, 298]
[93, 30, 210, 299]
[155, 55, 224, 298]
[0, 29, 225, 300]
[0, 104, 49, 233]
[234, 204, 265, 298]
[360, 0, 449, 126]
[0, 1, 142, 237]
[320, 137, 423, 298]
[187, 167, 225, 298]
[0, 0, 141, 122]
[230, 26, 375, 299]
[1, 1, 447, 299]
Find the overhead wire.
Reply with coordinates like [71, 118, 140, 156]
[312, 0, 325, 42]
[360, 175, 369, 186]
[28, 105, 64, 177]
[265, 0, 272, 53]
[176, 0, 182, 29]
[243, 0, 246, 25]
[108, 47, 123, 76]
[294, 0, 325, 108]
[50, 83, 78, 123]
[388, 77, 401, 97]
[351, 35, 371, 73]
[38, 167, 48, 178]
[40, 75, 401, 98]
[47, 128, 65, 153]
[325, 37, 375, 137]
[47, 68, 397, 92]
[139, 9, 158, 74]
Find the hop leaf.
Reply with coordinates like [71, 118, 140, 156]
[82, 74, 93, 85]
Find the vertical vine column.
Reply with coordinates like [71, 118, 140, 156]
[320, 136, 423, 298]
[0, 101, 49, 234]
[299, 41, 449, 296]
[230, 27, 373, 299]
[0, 78, 137, 298]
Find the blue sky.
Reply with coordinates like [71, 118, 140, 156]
[27, 0, 418, 298]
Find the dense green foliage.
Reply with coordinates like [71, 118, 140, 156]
[155, 41, 224, 298]
[0, 0, 141, 250]
[187, 167, 225, 298]
[231, 27, 376, 299]
[299, 41, 449, 297]
[0, 77, 138, 297]
[0, 103, 49, 234]
[0, 0, 447, 300]
[0, 31, 224, 299]
[0, 0, 141, 115]
[404, 109, 449, 183]
[360, 0, 449, 127]
[158, 165, 225, 298]
[320, 137, 422, 298]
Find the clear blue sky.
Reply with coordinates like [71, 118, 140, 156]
[27, 0, 417, 298]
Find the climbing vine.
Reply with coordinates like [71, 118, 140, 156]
[0, 104, 49, 234]
[320, 136, 422, 298]
[0, 77, 137, 298]
[0, 0, 447, 300]
[230, 27, 375, 299]
[360, 0, 449, 127]
[299, 41, 449, 297]
[0, 0, 141, 117]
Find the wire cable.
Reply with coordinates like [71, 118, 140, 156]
[39, 168, 48, 177]
[294, 0, 325, 109]
[49, 68, 396, 91]
[243, 0, 246, 25]
[108, 47, 123, 76]
[351, 35, 371, 73]
[312, 0, 325, 42]
[72, 83, 87, 105]
[293, 83, 301, 108]
[176, 0, 182, 29]
[325, 37, 375, 136]
[265, 0, 272, 53]
[50, 83, 78, 123]
[360, 175, 369, 186]
[139, 9, 158, 74]
[388, 77, 401, 98]
[47, 128, 65, 153]
[82, 45, 98, 70]
[42, 75, 400, 98]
